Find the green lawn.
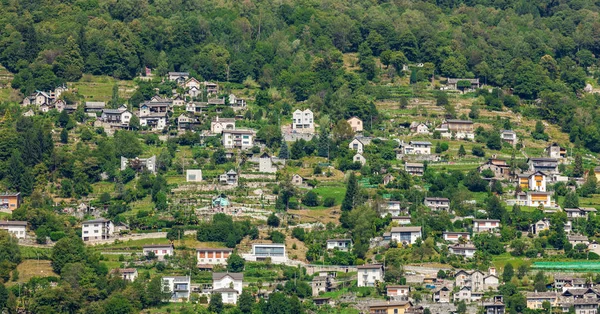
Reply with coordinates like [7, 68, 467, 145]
[0, 212, 11, 219]
[492, 253, 531, 269]
[70, 75, 137, 103]
[313, 185, 346, 206]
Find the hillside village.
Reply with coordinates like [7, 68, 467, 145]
[5, 0, 600, 313]
[3, 65, 600, 314]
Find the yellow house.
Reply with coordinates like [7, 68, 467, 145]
[347, 116, 364, 132]
[518, 175, 529, 190]
[525, 292, 558, 309]
[369, 301, 412, 314]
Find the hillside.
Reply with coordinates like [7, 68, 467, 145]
[4, 0, 600, 314]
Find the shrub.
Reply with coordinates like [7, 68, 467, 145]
[323, 197, 336, 207]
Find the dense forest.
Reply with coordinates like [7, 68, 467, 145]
[3, 0, 600, 152]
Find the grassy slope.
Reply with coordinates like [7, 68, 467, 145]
[70, 75, 137, 103]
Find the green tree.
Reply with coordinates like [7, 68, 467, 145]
[278, 141, 289, 159]
[302, 191, 319, 207]
[0, 282, 8, 311]
[58, 109, 70, 128]
[573, 154, 584, 177]
[60, 128, 68, 144]
[103, 293, 135, 314]
[111, 84, 119, 107]
[563, 191, 579, 208]
[129, 114, 140, 130]
[209, 293, 224, 313]
[332, 120, 354, 142]
[534, 271, 547, 292]
[517, 264, 529, 279]
[267, 213, 280, 227]
[435, 91, 449, 107]
[145, 276, 168, 306]
[457, 301, 467, 314]
[341, 172, 358, 212]
[51, 236, 86, 274]
[0, 230, 21, 267]
[458, 144, 466, 157]
[487, 195, 507, 222]
[53, 36, 83, 81]
[502, 263, 514, 282]
[486, 132, 502, 150]
[157, 51, 169, 76]
[238, 290, 254, 313]
[456, 80, 472, 92]
[114, 131, 142, 158]
[581, 168, 597, 197]
[227, 253, 245, 272]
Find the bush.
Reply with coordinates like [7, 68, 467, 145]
[302, 191, 319, 207]
[472, 146, 485, 157]
[323, 197, 336, 207]
[49, 231, 67, 242]
[292, 227, 305, 241]
[269, 231, 286, 243]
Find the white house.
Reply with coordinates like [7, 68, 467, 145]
[291, 174, 304, 186]
[353, 153, 366, 166]
[184, 77, 201, 90]
[213, 272, 243, 304]
[381, 201, 404, 217]
[436, 119, 475, 140]
[568, 235, 589, 247]
[222, 129, 256, 150]
[292, 109, 314, 132]
[424, 197, 450, 212]
[501, 130, 518, 146]
[473, 219, 500, 233]
[528, 158, 559, 174]
[448, 243, 477, 258]
[259, 153, 278, 173]
[531, 219, 551, 235]
[410, 122, 430, 134]
[196, 248, 233, 266]
[0, 221, 27, 239]
[390, 226, 422, 245]
[357, 264, 384, 287]
[116, 268, 138, 282]
[443, 231, 470, 243]
[392, 216, 411, 225]
[143, 244, 174, 260]
[186, 169, 203, 182]
[244, 243, 287, 264]
[100, 108, 132, 127]
[139, 112, 168, 131]
[228, 94, 247, 108]
[386, 285, 410, 300]
[326, 239, 353, 251]
[168, 72, 189, 83]
[81, 218, 114, 241]
[564, 207, 597, 219]
[405, 163, 424, 176]
[211, 117, 236, 134]
[403, 141, 432, 155]
[162, 276, 191, 302]
[120, 156, 157, 174]
[347, 116, 363, 132]
[349, 138, 365, 153]
[528, 171, 547, 192]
